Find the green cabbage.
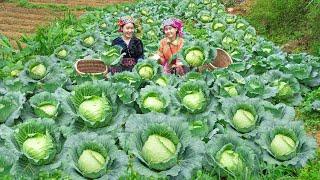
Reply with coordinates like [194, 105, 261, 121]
[139, 66, 154, 80]
[38, 104, 58, 118]
[79, 96, 111, 122]
[236, 23, 245, 29]
[57, 49, 67, 58]
[232, 109, 256, 132]
[213, 23, 224, 30]
[201, 15, 212, 22]
[78, 150, 106, 174]
[100, 23, 107, 29]
[270, 134, 296, 159]
[182, 92, 206, 111]
[83, 36, 95, 47]
[22, 134, 54, 161]
[143, 96, 164, 112]
[185, 49, 205, 67]
[224, 86, 238, 97]
[142, 135, 176, 165]
[218, 150, 244, 172]
[155, 77, 167, 86]
[275, 81, 294, 98]
[30, 64, 47, 79]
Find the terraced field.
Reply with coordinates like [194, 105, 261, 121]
[0, 3, 62, 40]
[0, 1, 133, 43]
[29, 0, 133, 7]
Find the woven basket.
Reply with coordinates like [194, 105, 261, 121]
[198, 48, 232, 72]
[75, 59, 108, 76]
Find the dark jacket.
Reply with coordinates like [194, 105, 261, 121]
[109, 36, 144, 74]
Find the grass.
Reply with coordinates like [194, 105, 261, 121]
[297, 149, 320, 180]
[235, 0, 320, 56]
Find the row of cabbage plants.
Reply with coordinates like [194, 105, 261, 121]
[0, 0, 319, 179]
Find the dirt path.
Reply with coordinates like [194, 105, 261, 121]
[316, 131, 320, 147]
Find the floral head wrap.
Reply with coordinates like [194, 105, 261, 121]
[162, 18, 184, 37]
[118, 16, 135, 32]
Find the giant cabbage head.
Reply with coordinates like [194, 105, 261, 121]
[141, 134, 177, 170]
[71, 81, 116, 128]
[264, 70, 302, 106]
[181, 41, 215, 68]
[257, 120, 317, 167]
[29, 92, 60, 119]
[220, 96, 269, 136]
[205, 134, 256, 176]
[134, 59, 159, 80]
[63, 133, 128, 179]
[177, 81, 209, 114]
[78, 96, 110, 123]
[125, 113, 205, 179]
[14, 119, 59, 165]
[138, 85, 171, 113]
[26, 59, 50, 80]
[232, 109, 256, 133]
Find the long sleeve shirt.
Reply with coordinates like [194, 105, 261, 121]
[112, 36, 144, 60]
[109, 36, 144, 74]
[157, 37, 187, 74]
[158, 37, 184, 66]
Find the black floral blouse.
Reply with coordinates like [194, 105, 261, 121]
[109, 36, 144, 74]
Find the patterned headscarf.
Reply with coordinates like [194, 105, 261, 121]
[118, 16, 135, 32]
[162, 18, 184, 37]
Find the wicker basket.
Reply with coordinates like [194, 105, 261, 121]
[198, 48, 233, 72]
[75, 59, 108, 76]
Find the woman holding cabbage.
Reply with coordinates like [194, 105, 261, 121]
[109, 16, 144, 74]
[151, 18, 188, 75]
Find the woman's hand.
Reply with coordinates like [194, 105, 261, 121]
[175, 65, 185, 75]
[163, 62, 171, 74]
[149, 54, 160, 60]
[173, 60, 185, 75]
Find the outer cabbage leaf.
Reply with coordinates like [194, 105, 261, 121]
[0, 92, 25, 126]
[220, 96, 272, 138]
[177, 80, 210, 114]
[62, 132, 128, 179]
[204, 133, 259, 177]
[123, 113, 205, 179]
[256, 120, 317, 167]
[137, 85, 176, 114]
[70, 81, 117, 128]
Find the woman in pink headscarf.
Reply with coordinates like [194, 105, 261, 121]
[152, 18, 188, 75]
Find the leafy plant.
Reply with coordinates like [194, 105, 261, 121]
[124, 113, 205, 179]
[257, 120, 317, 167]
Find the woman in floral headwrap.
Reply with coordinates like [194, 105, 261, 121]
[152, 18, 188, 75]
[110, 16, 144, 74]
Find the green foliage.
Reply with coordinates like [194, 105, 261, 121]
[245, 0, 320, 55]
[297, 149, 320, 179]
[0, 0, 319, 179]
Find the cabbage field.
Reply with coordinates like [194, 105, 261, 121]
[0, 0, 319, 179]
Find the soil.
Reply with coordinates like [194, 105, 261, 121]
[281, 37, 311, 54]
[316, 131, 320, 147]
[226, 0, 255, 15]
[29, 0, 133, 7]
[0, 3, 65, 43]
[0, 1, 133, 45]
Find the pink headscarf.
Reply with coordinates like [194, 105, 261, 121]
[162, 18, 184, 37]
